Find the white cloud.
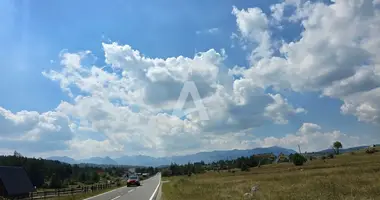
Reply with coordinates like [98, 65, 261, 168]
[232, 6, 272, 62]
[37, 38, 306, 157]
[0, 107, 73, 153]
[264, 94, 306, 124]
[196, 28, 219, 35]
[258, 123, 367, 152]
[235, 0, 380, 124]
[2, 0, 377, 158]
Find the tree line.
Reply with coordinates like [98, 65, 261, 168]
[159, 141, 350, 176]
[134, 166, 159, 175]
[0, 152, 127, 189]
[160, 154, 279, 177]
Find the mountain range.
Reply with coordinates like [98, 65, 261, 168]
[47, 146, 296, 167]
[47, 145, 375, 167]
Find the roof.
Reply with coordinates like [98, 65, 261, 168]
[0, 166, 35, 196]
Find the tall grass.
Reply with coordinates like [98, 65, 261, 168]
[162, 150, 380, 200]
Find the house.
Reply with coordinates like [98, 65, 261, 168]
[0, 166, 35, 198]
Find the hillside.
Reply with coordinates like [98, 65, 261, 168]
[48, 146, 297, 166]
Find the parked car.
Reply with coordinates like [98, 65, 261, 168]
[127, 175, 140, 187]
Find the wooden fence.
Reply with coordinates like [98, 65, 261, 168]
[17, 184, 117, 200]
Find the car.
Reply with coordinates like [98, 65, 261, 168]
[127, 175, 141, 187]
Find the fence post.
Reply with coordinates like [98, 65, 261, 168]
[30, 192, 33, 200]
[43, 191, 46, 199]
[57, 189, 60, 197]
[71, 188, 73, 195]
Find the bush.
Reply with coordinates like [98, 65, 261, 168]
[62, 179, 70, 188]
[327, 153, 335, 159]
[292, 153, 307, 166]
[366, 147, 377, 154]
[49, 174, 62, 188]
[240, 164, 250, 171]
[161, 169, 172, 177]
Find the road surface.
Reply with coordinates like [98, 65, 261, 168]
[84, 173, 161, 200]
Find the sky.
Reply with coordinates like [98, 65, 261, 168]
[0, 0, 379, 159]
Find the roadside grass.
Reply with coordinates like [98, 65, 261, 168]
[162, 149, 380, 200]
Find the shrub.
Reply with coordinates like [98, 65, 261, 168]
[366, 147, 377, 154]
[292, 153, 307, 166]
[48, 174, 63, 189]
[62, 179, 70, 188]
[240, 163, 250, 171]
[327, 153, 335, 159]
[161, 169, 172, 177]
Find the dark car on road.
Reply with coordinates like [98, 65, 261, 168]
[127, 175, 141, 187]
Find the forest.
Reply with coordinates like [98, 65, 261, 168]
[161, 153, 284, 177]
[0, 151, 158, 189]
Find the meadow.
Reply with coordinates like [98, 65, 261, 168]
[162, 148, 380, 200]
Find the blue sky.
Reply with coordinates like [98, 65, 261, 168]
[0, 0, 379, 158]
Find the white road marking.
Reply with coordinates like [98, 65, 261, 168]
[149, 174, 161, 200]
[128, 189, 135, 193]
[110, 195, 121, 200]
[83, 186, 126, 200]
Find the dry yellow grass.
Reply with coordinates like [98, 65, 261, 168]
[162, 150, 380, 200]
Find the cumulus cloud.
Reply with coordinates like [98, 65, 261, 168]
[2, 0, 376, 158]
[258, 123, 366, 152]
[37, 38, 305, 157]
[0, 107, 73, 152]
[234, 0, 380, 124]
[232, 6, 273, 62]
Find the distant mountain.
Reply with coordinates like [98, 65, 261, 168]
[46, 156, 77, 164]
[46, 156, 118, 166]
[79, 156, 118, 165]
[115, 155, 170, 167]
[47, 146, 297, 167]
[115, 146, 297, 166]
[316, 145, 370, 154]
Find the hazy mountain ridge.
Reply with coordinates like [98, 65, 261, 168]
[315, 145, 371, 154]
[47, 146, 297, 166]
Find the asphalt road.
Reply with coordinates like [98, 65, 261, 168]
[84, 173, 161, 200]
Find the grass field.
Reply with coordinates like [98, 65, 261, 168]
[162, 149, 380, 200]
